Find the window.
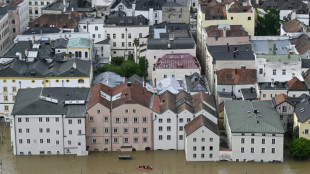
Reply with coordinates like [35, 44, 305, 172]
[167, 118, 171, 123]
[4, 105, 9, 112]
[68, 119, 72, 124]
[159, 135, 163, 140]
[47, 139, 50, 143]
[179, 126, 183, 131]
[134, 128, 138, 133]
[68, 141, 71, 145]
[201, 146, 205, 151]
[113, 128, 118, 134]
[273, 69, 276, 75]
[56, 130, 59, 135]
[92, 128, 96, 133]
[209, 146, 213, 151]
[179, 118, 183, 123]
[46, 128, 50, 133]
[251, 148, 254, 153]
[27, 139, 30, 144]
[202, 138, 205, 142]
[18, 118, 22, 122]
[113, 42, 116, 47]
[122, 33, 124, 39]
[193, 146, 197, 151]
[159, 126, 163, 131]
[167, 126, 171, 131]
[210, 138, 213, 142]
[259, 68, 263, 74]
[143, 137, 147, 142]
[122, 42, 125, 47]
[26, 118, 29, 122]
[154, 56, 156, 59]
[115, 117, 120, 123]
[35, 2, 38, 5]
[29, 8, 32, 14]
[143, 128, 147, 133]
[241, 138, 245, 144]
[12, 87, 17, 92]
[187, 118, 191, 122]
[282, 106, 287, 112]
[282, 69, 286, 75]
[134, 117, 138, 123]
[134, 138, 138, 143]
[104, 117, 109, 122]
[124, 138, 129, 143]
[262, 148, 265, 153]
[104, 128, 109, 133]
[139, 33, 142, 38]
[262, 138, 265, 144]
[40, 139, 43, 144]
[143, 117, 147, 123]
[164, 75, 167, 78]
[104, 139, 109, 144]
[125, 109, 128, 113]
[248, 17, 251, 20]
[124, 128, 128, 134]
[78, 79, 84, 84]
[98, 34, 101, 38]
[193, 138, 197, 142]
[231, 17, 233, 20]
[159, 118, 163, 123]
[39, 128, 43, 133]
[89, 116, 94, 122]
[95, 26, 98, 31]
[107, 33, 110, 39]
[193, 154, 196, 158]
[19, 129, 22, 133]
[83, 26, 87, 29]
[263, 94, 266, 98]
[305, 129, 309, 134]
[128, 33, 131, 38]
[251, 138, 254, 144]
[167, 135, 171, 140]
[39, 117, 42, 122]
[179, 135, 183, 140]
[92, 138, 97, 144]
[201, 154, 205, 158]
[78, 119, 82, 124]
[124, 117, 128, 123]
[56, 141, 59, 145]
[35, 8, 38, 14]
[19, 139, 23, 144]
[272, 139, 275, 144]
[241, 147, 244, 153]
[272, 148, 275, 153]
[46, 118, 49, 122]
[3, 87, 7, 92]
[26, 129, 29, 133]
[128, 42, 132, 47]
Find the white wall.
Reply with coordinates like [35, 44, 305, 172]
[18, 0, 30, 33]
[153, 68, 200, 82]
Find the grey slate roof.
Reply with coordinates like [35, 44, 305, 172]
[294, 94, 310, 123]
[302, 59, 310, 69]
[147, 38, 195, 49]
[241, 88, 257, 100]
[251, 40, 291, 55]
[111, 0, 132, 9]
[92, 71, 124, 87]
[207, 44, 255, 62]
[260, 0, 308, 14]
[258, 82, 287, 90]
[105, 12, 148, 26]
[53, 38, 68, 49]
[135, 0, 165, 10]
[0, 58, 91, 77]
[95, 38, 111, 44]
[0, 6, 17, 18]
[12, 87, 90, 117]
[23, 27, 61, 35]
[43, 0, 94, 12]
[224, 100, 284, 133]
[185, 72, 210, 93]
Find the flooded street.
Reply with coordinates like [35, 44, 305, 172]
[1, 122, 310, 174]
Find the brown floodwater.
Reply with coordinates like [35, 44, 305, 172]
[1, 122, 310, 174]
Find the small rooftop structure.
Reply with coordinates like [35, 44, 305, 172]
[92, 72, 125, 87]
[156, 77, 184, 95]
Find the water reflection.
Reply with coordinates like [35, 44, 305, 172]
[1, 123, 310, 174]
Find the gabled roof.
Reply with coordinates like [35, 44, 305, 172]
[272, 93, 294, 107]
[156, 77, 184, 95]
[286, 77, 307, 91]
[135, 0, 165, 10]
[43, 0, 94, 12]
[23, 27, 61, 35]
[283, 19, 310, 33]
[292, 34, 310, 55]
[185, 72, 210, 93]
[303, 68, 310, 89]
[241, 87, 257, 100]
[224, 100, 284, 133]
[155, 53, 200, 69]
[111, 0, 132, 9]
[12, 87, 90, 117]
[260, 0, 308, 12]
[185, 115, 219, 137]
[105, 13, 148, 26]
[0, 58, 91, 77]
[93, 72, 124, 87]
[294, 94, 310, 123]
[216, 69, 257, 85]
[207, 44, 255, 61]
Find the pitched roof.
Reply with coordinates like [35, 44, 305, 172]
[286, 77, 307, 91]
[207, 44, 255, 61]
[12, 87, 90, 117]
[0, 58, 91, 77]
[23, 27, 61, 35]
[93, 72, 124, 87]
[292, 34, 310, 55]
[272, 93, 294, 106]
[185, 72, 210, 93]
[111, 0, 132, 9]
[67, 38, 92, 48]
[184, 115, 219, 136]
[216, 69, 257, 85]
[155, 53, 200, 69]
[294, 94, 310, 123]
[260, 0, 308, 12]
[303, 68, 310, 89]
[147, 38, 196, 49]
[205, 25, 248, 37]
[156, 77, 184, 95]
[241, 87, 257, 100]
[43, 0, 94, 12]
[283, 19, 309, 33]
[302, 59, 310, 69]
[224, 100, 284, 133]
[135, 0, 165, 10]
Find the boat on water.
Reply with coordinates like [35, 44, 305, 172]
[137, 165, 152, 170]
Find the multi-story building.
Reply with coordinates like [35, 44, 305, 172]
[0, 12, 10, 55]
[66, 38, 93, 61]
[0, 58, 92, 115]
[185, 72, 210, 95]
[28, 0, 54, 20]
[293, 94, 310, 139]
[280, 19, 310, 37]
[152, 53, 201, 82]
[291, 33, 310, 59]
[86, 82, 158, 151]
[162, 1, 190, 24]
[185, 115, 219, 161]
[272, 94, 295, 132]
[224, 100, 285, 162]
[11, 87, 90, 156]
[78, 18, 104, 43]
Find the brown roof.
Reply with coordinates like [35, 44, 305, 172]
[192, 92, 217, 116]
[283, 19, 309, 33]
[205, 25, 249, 37]
[219, 102, 224, 112]
[273, 93, 294, 106]
[184, 115, 219, 136]
[159, 91, 177, 113]
[203, 5, 227, 20]
[156, 54, 200, 69]
[29, 12, 85, 29]
[286, 77, 307, 91]
[292, 34, 310, 55]
[87, 83, 157, 111]
[216, 69, 257, 85]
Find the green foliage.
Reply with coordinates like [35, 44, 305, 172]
[101, 57, 148, 78]
[290, 138, 310, 159]
[256, 9, 280, 36]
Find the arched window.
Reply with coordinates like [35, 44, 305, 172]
[75, 51, 78, 57]
[85, 52, 88, 58]
[79, 51, 82, 57]
[78, 79, 84, 83]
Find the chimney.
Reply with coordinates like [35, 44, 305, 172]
[215, 36, 218, 41]
[127, 82, 132, 87]
[227, 43, 229, 52]
[223, 27, 226, 37]
[25, 49, 28, 57]
[72, 60, 77, 69]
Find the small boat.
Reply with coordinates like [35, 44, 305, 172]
[118, 155, 132, 160]
[137, 165, 152, 170]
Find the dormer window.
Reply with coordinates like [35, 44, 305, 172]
[118, 5, 124, 10]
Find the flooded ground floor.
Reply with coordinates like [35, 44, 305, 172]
[1, 122, 310, 174]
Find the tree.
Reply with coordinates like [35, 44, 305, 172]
[111, 56, 124, 66]
[256, 9, 281, 36]
[290, 138, 310, 159]
[121, 60, 138, 78]
[136, 57, 149, 78]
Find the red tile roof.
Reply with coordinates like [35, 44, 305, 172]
[286, 77, 307, 91]
[216, 69, 257, 85]
[292, 34, 310, 55]
[156, 53, 200, 69]
[273, 93, 294, 106]
[283, 19, 309, 33]
[184, 115, 219, 136]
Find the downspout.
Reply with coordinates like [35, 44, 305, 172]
[62, 114, 65, 154]
[14, 116, 17, 155]
[176, 114, 178, 150]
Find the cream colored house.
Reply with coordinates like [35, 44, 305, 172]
[293, 94, 310, 139]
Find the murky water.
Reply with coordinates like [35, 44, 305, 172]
[1, 122, 310, 174]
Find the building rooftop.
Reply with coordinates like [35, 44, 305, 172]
[12, 87, 90, 117]
[67, 38, 92, 48]
[156, 77, 184, 95]
[260, 0, 308, 13]
[185, 115, 219, 137]
[147, 38, 195, 49]
[127, 74, 154, 93]
[272, 93, 294, 107]
[294, 94, 310, 123]
[79, 18, 104, 24]
[111, 0, 132, 9]
[286, 77, 307, 91]
[135, 0, 165, 10]
[258, 82, 287, 90]
[241, 87, 257, 100]
[23, 27, 61, 35]
[92, 72, 125, 87]
[0, 5, 17, 19]
[207, 44, 255, 61]
[95, 38, 111, 45]
[224, 100, 284, 133]
[256, 54, 301, 62]
[185, 72, 210, 93]
[216, 69, 257, 85]
[0, 58, 91, 77]
[251, 40, 291, 55]
[105, 12, 148, 26]
[303, 68, 310, 89]
[283, 19, 310, 33]
[205, 25, 249, 37]
[43, 0, 94, 12]
[292, 34, 310, 55]
[155, 53, 200, 69]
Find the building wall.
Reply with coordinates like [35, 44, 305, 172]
[135, 9, 162, 25]
[275, 102, 294, 132]
[294, 113, 310, 140]
[78, 20, 104, 43]
[287, 91, 309, 98]
[110, 3, 133, 16]
[215, 84, 256, 101]
[111, 104, 153, 151]
[152, 68, 200, 82]
[146, 48, 196, 81]
[7, 8, 20, 43]
[177, 110, 196, 150]
[28, 0, 55, 20]
[18, 0, 29, 33]
[185, 126, 220, 161]
[256, 57, 302, 82]
[67, 48, 92, 60]
[86, 103, 111, 151]
[258, 89, 287, 100]
[162, 6, 190, 23]
[0, 13, 11, 55]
